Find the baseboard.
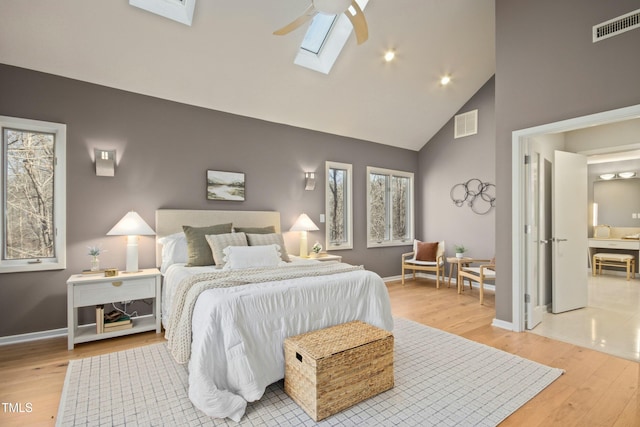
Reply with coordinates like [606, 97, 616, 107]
[491, 318, 513, 331]
[0, 327, 67, 346]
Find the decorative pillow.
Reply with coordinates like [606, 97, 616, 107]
[233, 225, 276, 234]
[157, 232, 188, 273]
[246, 233, 291, 262]
[414, 240, 439, 262]
[183, 223, 233, 266]
[222, 245, 282, 270]
[205, 232, 248, 266]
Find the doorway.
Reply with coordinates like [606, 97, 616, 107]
[512, 104, 640, 333]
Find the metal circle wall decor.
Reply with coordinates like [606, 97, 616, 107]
[450, 178, 496, 215]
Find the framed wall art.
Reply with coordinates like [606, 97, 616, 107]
[206, 170, 245, 201]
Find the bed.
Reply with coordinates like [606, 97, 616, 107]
[155, 209, 394, 422]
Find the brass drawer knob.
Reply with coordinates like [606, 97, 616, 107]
[111, 281, 123, 287]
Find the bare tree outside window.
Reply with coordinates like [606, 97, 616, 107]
[1, 116, 65, 273]
[328, 167, 346, 244]
[367, 167, 414, 247]
[392, 175, 409, 240]
[369, 173, 387, 242]
[3, 128, 55, 260]
[325, 161, 353, 250]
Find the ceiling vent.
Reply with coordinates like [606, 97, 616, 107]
[593, 9, 640, 43]
[454, 110, 478, 139]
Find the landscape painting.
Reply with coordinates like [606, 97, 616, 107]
[206, 170, 245, 201]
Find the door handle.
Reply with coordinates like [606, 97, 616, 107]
[553, 238, 568, 242]
[540, 239, 550, 244]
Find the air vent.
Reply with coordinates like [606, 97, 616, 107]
[593, 9, 640, 43]
[454, 110, 478, 139]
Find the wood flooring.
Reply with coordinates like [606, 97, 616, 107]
[0, 277, 638, 426]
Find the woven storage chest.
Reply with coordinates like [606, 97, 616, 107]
[284, 320, 394, 421]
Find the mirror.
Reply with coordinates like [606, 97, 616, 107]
[593, 178, 640, 227]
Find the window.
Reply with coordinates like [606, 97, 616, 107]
[294, 0, 369, 74]
[1, 116, 66, 273]
[325, 161, 353, 250]
[367, 166, 414, 247]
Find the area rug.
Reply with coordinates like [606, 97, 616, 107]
[56, 318, 563, 426]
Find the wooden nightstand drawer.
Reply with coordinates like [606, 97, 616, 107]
[74, 277, 156, 307]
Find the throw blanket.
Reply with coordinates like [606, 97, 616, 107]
[166, 262, 364, 364]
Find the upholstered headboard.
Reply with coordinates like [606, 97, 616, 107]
[155, 209, 281, 267]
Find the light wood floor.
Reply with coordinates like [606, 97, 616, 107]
[0, 278, 638, 426]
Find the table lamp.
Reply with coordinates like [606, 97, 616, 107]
[107, 211, 155, 273]
[290, 213, 319, 258]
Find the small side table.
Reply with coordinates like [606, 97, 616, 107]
[446, 257, 473, 292]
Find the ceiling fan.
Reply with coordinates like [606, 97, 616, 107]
[273, 0, 368, 45]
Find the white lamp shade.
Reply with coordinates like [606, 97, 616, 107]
[107, 211, 155, 236]
[289, 213, 319, 232]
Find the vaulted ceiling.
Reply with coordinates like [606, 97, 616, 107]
[0, 0, 495, 151]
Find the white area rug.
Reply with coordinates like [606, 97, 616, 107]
[57, 318, 563, 426]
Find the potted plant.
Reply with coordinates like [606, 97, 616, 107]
[454, 244, 466, 259]
[310, 242, 323, 258]
[87, 244, 105, 271]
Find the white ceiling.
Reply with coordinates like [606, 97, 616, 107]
[0, 0, 495, 151]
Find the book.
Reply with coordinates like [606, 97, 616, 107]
[96, 305, 104, 334]
[102, 322, 133, 332]
[104, 318, 132, 328]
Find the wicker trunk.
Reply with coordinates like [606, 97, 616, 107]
[284, 321, 394, 421]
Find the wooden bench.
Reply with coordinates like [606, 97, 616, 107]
[592, 253, 636, 281]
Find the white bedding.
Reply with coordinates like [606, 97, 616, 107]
[162, 262, 393, 422]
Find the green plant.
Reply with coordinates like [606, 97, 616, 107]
[454, 244, 466, 254]
[87, 245, 105, 257]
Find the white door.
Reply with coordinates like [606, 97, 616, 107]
[525, 151, 544, 329]
[552, 150, 588, 313]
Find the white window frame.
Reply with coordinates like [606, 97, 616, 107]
[1, 116, 66, 273]
[366, 166, 414, 248]
[325, 161, 353, 250]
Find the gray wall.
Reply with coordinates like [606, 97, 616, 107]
[495, 0, 640, 322]
[417, 76, 496, 269]
[0, 64, 417, 337]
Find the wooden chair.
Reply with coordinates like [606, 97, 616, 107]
[401, 241, 445, 288]
[457, 258, 495, 305]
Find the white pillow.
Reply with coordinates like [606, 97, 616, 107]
[158, 232, 188, 273]
[222, 245, 282, 270]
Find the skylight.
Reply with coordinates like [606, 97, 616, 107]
[294, 0, 369, 74]
[301, 14, 337, 54]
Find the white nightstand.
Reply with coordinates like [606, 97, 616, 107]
[66, 268, 161, 350]
[292, 254, 343, 263]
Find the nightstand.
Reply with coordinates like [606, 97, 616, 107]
[66, 268, 161, 350]
[292, 254, 343, 263]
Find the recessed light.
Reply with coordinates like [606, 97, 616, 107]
[440, 75, 451, 85]
[384, 50, 395, 62]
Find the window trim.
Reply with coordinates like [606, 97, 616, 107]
[325, 161, 353, 251]
[366, 166, 414, 248]
[1, 116, 66, 273]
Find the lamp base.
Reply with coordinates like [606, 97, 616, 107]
[125, 235, 139, 273]
[299, 231, 308, 258]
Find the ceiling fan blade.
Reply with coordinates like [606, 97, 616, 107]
[273, 4, 318, 36]
[344, 0, 368, 44]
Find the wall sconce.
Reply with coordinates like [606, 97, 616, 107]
[305, 172, 316, 191]
[95, 149, 116, 177]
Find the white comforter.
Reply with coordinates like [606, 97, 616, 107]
[166, 263, 393, 422]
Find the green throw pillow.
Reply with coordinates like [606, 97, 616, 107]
[183, 223, 233, 266]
